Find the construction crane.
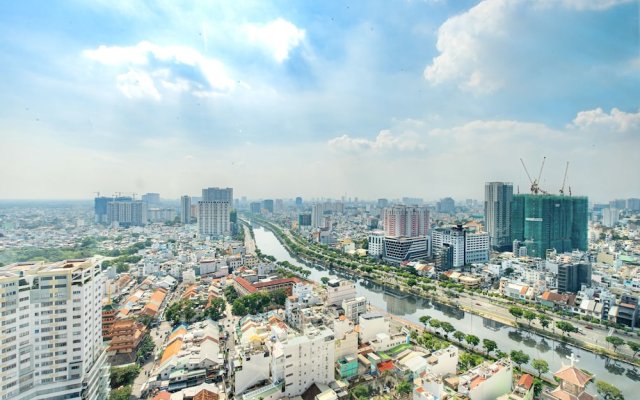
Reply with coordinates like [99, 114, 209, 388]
[520, 157, 548, 195]
[559, 162, 570, 195]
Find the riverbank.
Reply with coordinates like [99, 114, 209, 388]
[250, 217, 639, 368]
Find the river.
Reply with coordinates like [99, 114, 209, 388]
[252, 225, 638, 397]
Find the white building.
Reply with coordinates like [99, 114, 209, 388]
[0, 259, 110, 400]
[325, 279, 356, 307]
[465, 232, 490, 264]
[358, 312, 390, 344]
[312, 203, 326, 229]
[198, 201, 230, 238]
[458, 359, 512, 400]
[342, 296, 367, 324]
[271, 326, 335, 397]
[107, 200, 147, 227]
[602, 208, 619, 227]
[432, 225, 489, 267]
[368, 230, 385, 257]
[182, 269, 196, 284]
[333, 317, 358, 359]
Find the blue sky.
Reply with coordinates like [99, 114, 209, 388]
[0, 0, 638, 201]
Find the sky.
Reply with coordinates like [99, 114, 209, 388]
[0, 0, 638, 202]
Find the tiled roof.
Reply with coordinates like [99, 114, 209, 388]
[554, 365, 593, 387]
[517, 373, 534, 390]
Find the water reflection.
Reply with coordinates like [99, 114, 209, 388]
[536, 339, 551, 353]
[252, 226, 638, 398]
[508, 330, 524, 343]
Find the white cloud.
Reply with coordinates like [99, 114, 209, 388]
[424, 0, 633, 94]
[328, 130, 427, 153]
[116, 69, 160, 100]
[245, 18, 305, 63]
[84, 41, 236, 99]
[569, 107, 640, 133]
[424, 0, 511, 93]
[534, 0, 633, 11]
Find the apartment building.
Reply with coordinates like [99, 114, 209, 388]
[0, 259, 109, 400]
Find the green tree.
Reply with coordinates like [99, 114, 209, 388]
[350, 384, 369, 399]
[555, 321, 577, 336]
[464, 334, 480, 349]
[606, 336, 625, 352]
[428, 319, 441, 329]
[523, 310, 537, 326]
[270, 289, 288, 306]
[109, 386, 132, 400]
[109, 365, 140, 388]
[538, 314, 550, 330]
[453, 331, 465, 343]
[321, 277, 330, 285]
[532, 359, 549, 378]
[232, 299, 248, 316]
[596, 380, 625, 400]
[509, 306, 524, 323]
[510, 350, 530, 370]
[482, 338, 497, 355]
[419, 315, 431, 328]
[136, 335, 155, 362]
[626, 340, 640, 358]
[396, 380, 412, 397]
[206, 297, 226, 321]
[440, 321, 455, 339]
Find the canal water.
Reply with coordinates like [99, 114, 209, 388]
[252, 226, 638, 397]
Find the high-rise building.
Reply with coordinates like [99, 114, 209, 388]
[609, 199, 626, 210]
[602, 208, 619, 227]
[311, 203, 326, 228]
[382, 236, 429, 263]
[511, 194, 588, 258]
[180, 195, 191, 224]
[295, 197, 303, 207]
[437, 197, 456, 214]
[94, 196, 111, 224]
[202, 187, 233, 204]
[275, 199, 284, 213]
[627, 198, 640, 211]
[249, 202, 261, 214]
[377, 198, 389, 208]
[383, 205, 430, 237]
[141, 192, 160, 204]
[298, 213, 311, 226]
[198, 200, 230, 238]
[0, 259, 110, 400]
[431, 225, 490, 267]
[262, 199, 274, 213]
[368, 230, 385, 257]
[558, 262, 592, 293]
[484, 182, 513, 251]
[106, 200, 147, 227]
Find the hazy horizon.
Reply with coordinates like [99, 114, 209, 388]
[1, 1, 638, 202]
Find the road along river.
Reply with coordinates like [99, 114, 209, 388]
[252, 225, 639, 398]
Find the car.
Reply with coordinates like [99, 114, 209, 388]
[476, 302, 482, 306]
[585, 325, 593, 330]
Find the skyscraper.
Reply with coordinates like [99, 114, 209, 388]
[141, 192, 160, 204]
[180, 195, 191, 224]
[484, 182, 513, 251]
[262, 199, 274, 213]
[511, 194, 588, 258]
[0, 259, 110, 400]
[94, 196, 111, 224]
[106, 200, 147, 227]
[199, 187, 232, 237]
[198, 201, 230, 237]
[311, 203, 326, 228]
[437, 197, 455, 214]
[383, 205, 430, 237]
[202, 187, 233, 204]
[295, 197, 303, 207]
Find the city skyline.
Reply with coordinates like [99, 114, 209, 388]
[1, 1, 638, 201]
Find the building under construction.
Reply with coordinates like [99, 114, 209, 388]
[511, 194, 588, 258]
